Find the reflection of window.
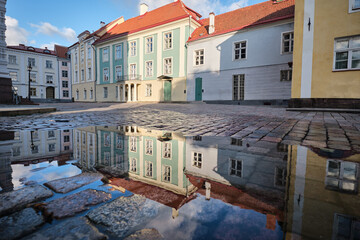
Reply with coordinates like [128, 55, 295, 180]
[130, 158, 137, 172]
[12, 146, 20, 157]
[104, 152, 110, 165]
[82, 132, 86, 144]
[30, 88, 36, 96]
[145, 139, 153, 155]
[230, 159, 242, 177]
[326, 160, 358, 193]
[30, 73, 36, 82]
[192, 152, 202, 168]
[280, 70, 292, 81]
[334, 36, 360, 70]
[163, 142, 171, 158]
[130, 136, 137, 152]
[333, 214, 360, 239]
[116, 154, 124, 169]
[163, 165, 171, 182]
[64, 135, 70, 143]
[145, 161, 153, 177]
[89, 134, 93, 146]
[350, 0, 360, 12]
[275, 167, 287, 187]
[282, 32, 294, 53]
[104, 133, 110, 147]
[49, 143, 55, 152]
[31, 145, 39, 154]
[48, 130, 55, 138]
[116, 134, 123, 149]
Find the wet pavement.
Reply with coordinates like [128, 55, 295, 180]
[0, 103, 359, 239]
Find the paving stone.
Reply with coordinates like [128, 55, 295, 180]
[44, 172, 103, 193]
[0, 185, 53, 217]
[36, 189, 111, 219]
[124, 228, 163, 240]
[262, 136, 282, 143]
[0, 208, 44, 240]
[24, 217, 107, 240]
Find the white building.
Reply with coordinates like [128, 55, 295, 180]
[0, 0, 8, 79]
[186, 0, 295, 103]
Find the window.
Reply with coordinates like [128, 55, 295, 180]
[81, 50, 84, 62]
[130, 64, 136, 79]
[48, 130, 55, 138]
[88, 68, 92, 80]
[31, 145, 39, 154]
[9, 72, 17, 81]
[145, 61, 153, 77]
[192, 152, 202, 168]
[116, 134, 123, 149]
[87, 47, 91, 59]
[350, 0, 360, 12]
[145, 139, 153, 155]
[233, 74, 245, 100]
[64, 135, 70, 143]
[81, 70, 84, 81]
[46, 60, 53, 69]
[103, 68, 109, 82]
[146, 37, 153, 53]
[163, 142, 171, 159]
[164, 58, 172, 75]
[333, 214, 360, 239]
[230, 159, 242, 177]
[12, 146, 20, 157]
[49, 143, 56, 152]
[8, 55, 16, 64]
[104, 152, 110, 165]
[194, 49, 204, 66]
[130, 158, 137, 172]
[62, 81, 68, 88]
[103, 87, 108, 98]
[62, 62, 67, 66]
[130, 136, 137, 152]
[62, 70, 68, 78]
[30, 73, 37, 82]
[116, 86, 118, 99]
[146, 84, 152, 97]
[63, 90, 69, 98]
[28, 58, 35, 67]
[102, 48, 109, 62]
[46, 75, 53, 84]
[275, 167, 287, 187]
[115, 44, 122, 59]
[89, 134, 93, 146]
[145, 161, 153, 177]
[334, 36, 360, 70]
[75, 71, 78, 83]
[326, 160, 358, 193]
[90, 89, 93, 99]
[30, 88, 36, 96]
[234, 41, 247, 60]
[75, 53, 78, 64]
[164, 32, 172, 50]
[280, 70, 292, 81]
[84, 89, 87, 100]
[116, 154, 124, 169]
[103, 133, 110, 147]
[163, 165, 171, 182]
[64, 146, 70, 151]
[115, 66, 122, 81]
[130, 41, 136, 56]
[282, 32, 294, 53]
[82, 132, 86, 144]
[76, 90, 79, 100]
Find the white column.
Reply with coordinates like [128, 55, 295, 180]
[122, 84, 125, 102]
[134, 84, 137, 102]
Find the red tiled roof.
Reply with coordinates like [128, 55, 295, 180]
[7, 44, 56, 56]
[54, 44, 69, 59]
[94, 0, 202, 45]
[188, 0, 295, 42]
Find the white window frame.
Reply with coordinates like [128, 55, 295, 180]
[163, 31, 173, 50]
[8, 55, 16, 65]
[333, 35, 360, 71]
[87, 47, 92, 59]
[233, 40, 247, 61]
[130, 41, 137, 57]
[81, 50, 84, 62]
[130, 63, 137, 79]
[280, 69, 292, 81]
[230, 158, 242, 178]
[349, 0, 360, 13]
[115, 44, 122, 59]
[115, 65, 122, 81]
[102, 47, 109, 62]
[130, 136, 137, 152]
[88, 67, 92, 80]
[28, 57, 36, 67]
[145, 60, 153, 77]
[74, 53, 78, 65]
[130, 158, 137, 172]
[194, 49, 204, 66]
[325, 159, 358, 193]
[162, 165, 171, 183]
[146, 36, 153, 54]
[103, 68, 109, 82]
[145, 84, 152, 97]
[116, 134, 123, 149]
[281, 31, 294, 54]
[63, 90, 69, 98]
[145, 161, 153, 178]
[145, 139, 153, 155]
[163, 57, 172, 75]
[46, 60, 53, 69]
[192, 152, 202, 168]
[46, 75, 53, 84]
[162, 142, 172, 159]
[9, 71, 18, 81]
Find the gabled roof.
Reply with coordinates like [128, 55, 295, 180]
[188, 0, 295, 43]
[7, 44, 56, 56]
[94, 0, 202, 45]
[54, 44, 69, 59]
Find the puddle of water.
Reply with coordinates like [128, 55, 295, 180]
[0, 126, 359, 240]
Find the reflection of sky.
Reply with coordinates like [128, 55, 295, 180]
[11, 161, 81, 190]
[143, 194, 283, 240]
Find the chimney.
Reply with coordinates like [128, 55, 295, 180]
[209, 12, 215, 34]
[140, 3, 148, 15]
[100, 21, 105, 28]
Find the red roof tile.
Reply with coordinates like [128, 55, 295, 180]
[54, 44, 69, 59]
[94, 0, 201, 45]
[188, 0, 295, 42]
[7, 44, 56, 56]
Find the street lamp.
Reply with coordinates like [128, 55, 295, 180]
[27, 64, 32, 101]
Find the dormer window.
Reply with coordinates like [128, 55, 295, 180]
[27, 47, 35, 51]
[44, 49, 51, 54]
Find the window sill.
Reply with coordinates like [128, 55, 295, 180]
[332, 68, 360, 72]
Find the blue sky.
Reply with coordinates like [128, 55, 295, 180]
[6, 0, 267, 50]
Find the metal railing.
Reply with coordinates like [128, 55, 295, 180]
[116, 74, 142, 82]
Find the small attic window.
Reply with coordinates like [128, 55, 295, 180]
[44, 49, 51, 54]
[27, 47, 35, 51]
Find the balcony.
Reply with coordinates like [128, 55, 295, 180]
[116, 74, 142, 82]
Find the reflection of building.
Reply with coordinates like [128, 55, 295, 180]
[285, 146, 360, 239]
[0, 0, 11, 104]
[0, 135, 15, 192]
[73, 127, 97, 169]
[185, 136, 289, 229]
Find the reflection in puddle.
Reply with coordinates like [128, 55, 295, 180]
[0, 126, 359, 239]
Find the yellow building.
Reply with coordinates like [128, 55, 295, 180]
[291, 0, 360, 108]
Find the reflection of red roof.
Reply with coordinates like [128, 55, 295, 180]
[110, 177, 196, 209]
[188, 0, 295, 42]
[94, 0, 201, 45]
[7, 45, 56, 56]
[186, 173, 284, 221]
[54, 45, 69, 59]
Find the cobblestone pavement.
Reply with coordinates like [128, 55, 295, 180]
[1, 102, 360, 152]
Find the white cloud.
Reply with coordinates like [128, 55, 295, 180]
[40, 42, 59, 50]
[5, 16, 30, 45]
[30, 22, 77, 42]
[139, 0, 249, 16]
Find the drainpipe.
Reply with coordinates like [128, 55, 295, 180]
[91, 40, 97, 102]
[57, 57, 61, 101]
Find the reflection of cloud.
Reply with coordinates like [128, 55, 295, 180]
[5, 16, 29, 45]
[30, 22, 77, 42]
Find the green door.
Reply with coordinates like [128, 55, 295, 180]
[164, 81, 172, 102]
[195, 77, 202, 101]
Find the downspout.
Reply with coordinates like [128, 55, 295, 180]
[91, 39, 97, 102]
[57, 57, 61, 101]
